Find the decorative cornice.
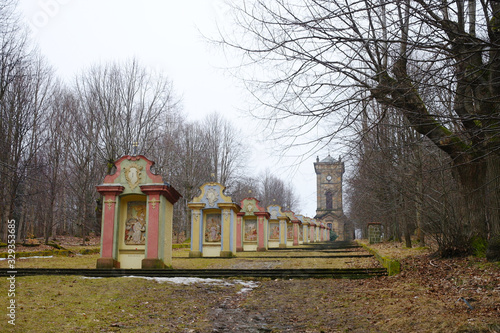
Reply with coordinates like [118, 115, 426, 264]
[218, 202, 241, 213]
[140, 184, 182, 204]
[96, 185, 125, 196]
[188, 202, 206, 210]
[254, 211, 270, 219]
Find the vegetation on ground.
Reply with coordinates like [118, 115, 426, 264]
[1, 239, 498, 332]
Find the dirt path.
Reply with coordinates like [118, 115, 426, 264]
[210, 290, 278, 333]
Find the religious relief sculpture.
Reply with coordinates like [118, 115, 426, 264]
[124, 163, 143, 190]
[287, 225, 293, 239]
[124, 201, 146, 245]
[269, 222, 280, 240]
[244, 220, 257, 241]
[205, 214, 222, 242]
[206, 188, 219, 207]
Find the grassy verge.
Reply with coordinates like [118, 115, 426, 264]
[3, 274, 498, 332]
[357, 241, 401, 276]
[1, 242, 498, 332]
[1, 275, 238, 332]
[356, 239, 433, 276]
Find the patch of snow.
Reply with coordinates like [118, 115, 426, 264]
[18, 255, 54, 260]
[0, 255, 54, 260]
[81, 276, 103, 279]
[237, 280, 260, 294]
[122, 276, 260, 293]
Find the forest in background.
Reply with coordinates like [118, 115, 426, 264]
[3, 0, 500, 260]
[0, 0, 299, 244]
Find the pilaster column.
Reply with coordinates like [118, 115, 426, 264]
[278, 216, 288, 248]
[302, 224, 309, 244]
[255, 212, 269, 251]
[218, 203, 238, 257]
[236, 212, 245, 252]
[140, 184, 181, 269]
[292, 220, 300, 246]
[96, 185, 124, 268]
[187, 203, 205, 257]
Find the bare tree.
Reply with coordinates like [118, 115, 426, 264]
[256, 169, 299, 211]
[154, 120, 211, 241]
[75, 59, 180, 172]
[203, 112, 247, 186]
[0, 15, 54, 242]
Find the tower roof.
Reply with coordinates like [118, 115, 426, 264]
[320, 154, 336, 163]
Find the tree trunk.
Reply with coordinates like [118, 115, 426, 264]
[400, 193, 412, 248]
[486, 154, 500, 237]
[415, 145, 425, 246]
[454, 158, 489, 240]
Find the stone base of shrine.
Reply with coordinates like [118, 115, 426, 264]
[243, 243, 257, 251]
[96, 258, 120, 269]
[142, 258, 168, 269]
[220, 251, 234, 258]
[189, 251, 202, 258]
[268, 241, 279, 248]
[279, 244, 287, 248]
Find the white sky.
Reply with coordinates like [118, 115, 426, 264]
[17, 0, 324, 217]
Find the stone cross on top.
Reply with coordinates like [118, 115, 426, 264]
[132, 141, 139, 156]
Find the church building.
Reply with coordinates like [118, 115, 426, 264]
[314, 155, 349, 241]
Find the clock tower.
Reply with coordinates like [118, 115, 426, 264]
[314, 155, 347, 240]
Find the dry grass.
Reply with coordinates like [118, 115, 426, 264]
[1, 275, 237, 332]
[357, 238, 435, 260]
[0, 254, 100, 269]
[2, 240, 499, 332]
[2, 246, 377, 270]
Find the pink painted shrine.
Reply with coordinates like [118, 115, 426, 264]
[237, 198, 270, 252]
[96, 155, 181, 269]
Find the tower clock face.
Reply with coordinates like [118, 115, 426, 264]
[326, 175, 332, 181]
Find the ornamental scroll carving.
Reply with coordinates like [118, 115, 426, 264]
[192, 210, 201, 223]
[124, 163, 143, 190]
[206, 188, 219, 207]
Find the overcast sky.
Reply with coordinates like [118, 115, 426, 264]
[17, 0, 324, 217]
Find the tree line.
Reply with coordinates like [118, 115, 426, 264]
[0, 0, 299, 244]
[220, 0, 500, 258]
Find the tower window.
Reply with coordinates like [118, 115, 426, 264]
[325, 190, 333, 210]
